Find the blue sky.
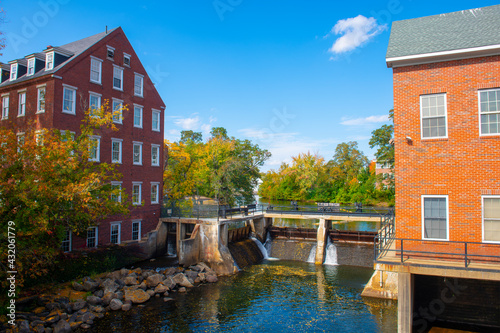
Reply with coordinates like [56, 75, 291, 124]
[2, 0, 498, 171]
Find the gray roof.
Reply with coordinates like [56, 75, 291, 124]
[0, 28, 117, 88]
[387, 5, 500, 59]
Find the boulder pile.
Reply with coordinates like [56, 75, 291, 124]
[8, 262, 218, 333]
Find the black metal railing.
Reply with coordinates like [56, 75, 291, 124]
[375, 237, 500, 270]
[265, 204, 392, 219]
[161, 201, 265, 219]
[374, 213, 396, 259]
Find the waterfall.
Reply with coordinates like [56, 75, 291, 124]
[264, 232, 272, 255]
[251, 237, 269, 259]
[323, 239, 338, 266]
[307, 245, 317, 263]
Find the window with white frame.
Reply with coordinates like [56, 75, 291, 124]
[2, 96, 9, 119]
[89, 136, 100, 162]
[10, 64, 17, 80]
[63, 86, 77, 114]
[132, 183, 142, 205]
[134, 105, 143, 128]
[134, 74, 143, 97]
[37, 87, 46, 113]
[18, 92, 26, 116]
[111, 182, 122, 203]
[61, 229, 72, 252]
[113, 66, 123, 90]
[151, 183, 159, 204]
[124, 53, 131, 67]
[89, 92, 101, 116]
[483, 196, 500, 242]
[110, 223, 121, 244]
[27, 58, 35, 76]
[152, 110, 160, 132]
[133, 142, 142, 165]
[479, 88, 500, 135]
[132, 221, 141, 241]
[35, 130, 44, 146]
[422, 195, 448, 240]
[87, 227, 98, 248]
[111, 138, 122, 163]
[421, 94, 447, 138]
[112, 99, 122, 124]
[151, 144, 160, 166]
[107, 46, 115, 60]
[17, 133, 24, 152]
[45, 52, 54, 70]
[90, 57, 102, 84]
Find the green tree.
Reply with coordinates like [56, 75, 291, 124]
[369, 109, 394, 167]
[180, 130, 202, 143]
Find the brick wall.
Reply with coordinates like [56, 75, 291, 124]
[393, 55, 500, 256]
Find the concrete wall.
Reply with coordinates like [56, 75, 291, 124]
[178, 225, 200, 267]
[336, 243, 374, 267]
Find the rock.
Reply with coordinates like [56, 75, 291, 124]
[197, 262, 213, 273]
[178, 287, 187, 293]
[123, 285, 139, 293]
[163, 291, 169, 297]
[154, 283, 169, 294]
[81, 312, 96, 324]
[72, 281, 85, 291]
[146, 289, 155, 297]
[94, 289, 104, 298]
[81, 323, 91, 329]
[61, 303, 73, 314]
[121, 303, 132, 311]
[101, 278, 119, 294]
[189, 265, 202, 272]
[206, 274, 218, 283]
[194, 277, 201, 284]
[34, 324, 45, 333]
[102, 292, 116, 306]
[198, 273, 206, 282]
[115, 291, 124, 300]
[120, 268, 129, 276]
[124, 289, 151, 304]
[141, 271, 153, 279]
[54, 320, 71, 333]
[32, 319, 45, 327]
[162, 267, 177, 276]
[124, 276, 139, 285]
[83, 280, 99, 292]
[70, 321, 82, 330]
[132, 267, 142, 274]
[34, 307, 47, 315]
[86, 295, 102, 306]
[138, 281, 147, 290]
[60, 313, 68, 321]
[146, 274, 164, 288]
[94, 306, 105, 313]
[45, 313, 60, 324]
[45, 328, 53, 333]
[72, 301, 87, 311]
[172, 273, 194, 288]
[163, 276, 177, 289]
[109, 299, 123, 311]
[184, 270, 199, 281]
[163, 297, 174, 302]
[18, 320, 30, 333]
[55, 297, 70, 304]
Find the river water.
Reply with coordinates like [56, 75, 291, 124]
[86, 260, 397, 332]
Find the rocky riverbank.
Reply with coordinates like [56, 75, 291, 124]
[3, 262, 219, 333]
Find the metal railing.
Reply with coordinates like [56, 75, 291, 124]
[265, 204, 392, 219]
[161, 201, 265, 219]
[375, 237, 500, 270]
[374, 213, 396, 259]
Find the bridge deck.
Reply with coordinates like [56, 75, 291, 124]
[264, 212, 382, 222]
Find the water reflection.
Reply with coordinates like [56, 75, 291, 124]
[86, 261, 397, 333]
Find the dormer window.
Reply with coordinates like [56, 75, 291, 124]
[107, 46, 115, 60]
[123, 53, 131, 67]
[10, 64, 17, 80]
[27, 58, 35, 76]
[46, 52, 54, 70]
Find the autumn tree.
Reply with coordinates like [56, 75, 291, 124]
[0, 105, 128, 287]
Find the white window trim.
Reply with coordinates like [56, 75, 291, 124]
[18, 92, 26, 117]
[482, 195, 500, 244]
[111, 138, 123, 164]
[89, 135, 101, 162]
[133, 141, 143, 165]
[112, 98, 123, 124]
[36, 87, 46, 114]
[89, 92, 101, 115]
[90, 56, 103, 84]
[45, 52, 54, 70]
[132, 182, 142, 205]
[421, 195, 449, 241]
[132, 220, 141, 241]
[133, 104, 143, 128]
[27, 58, 35, 76]
[111, 181, 122, 203]
[87, 226, 98, 248]
[420, 93, 448, 140]
[2, 96, 9, 119]
[152, 109, 161, 132]
[134, 73, 144, 97]
[62, 84, 78, 115]
[110, 222, 121, 245]
[10, 64, 18, 81]
[107, 45, 115, 60]
[151, 182, 160, 204]
[62, 230, 72, 252]
[124, 53, 131, 67]
[112, 64, 124, 91]
[151, 144, 160, 166]
[478, 88, 500, 137]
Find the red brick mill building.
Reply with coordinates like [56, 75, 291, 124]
[374, 5, 500, 332]
[0, 28, 165, 250]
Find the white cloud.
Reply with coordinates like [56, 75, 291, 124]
[174, 116, 201, 130]
[340, 115, 389, 126]
[328, 15, 386, 55]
